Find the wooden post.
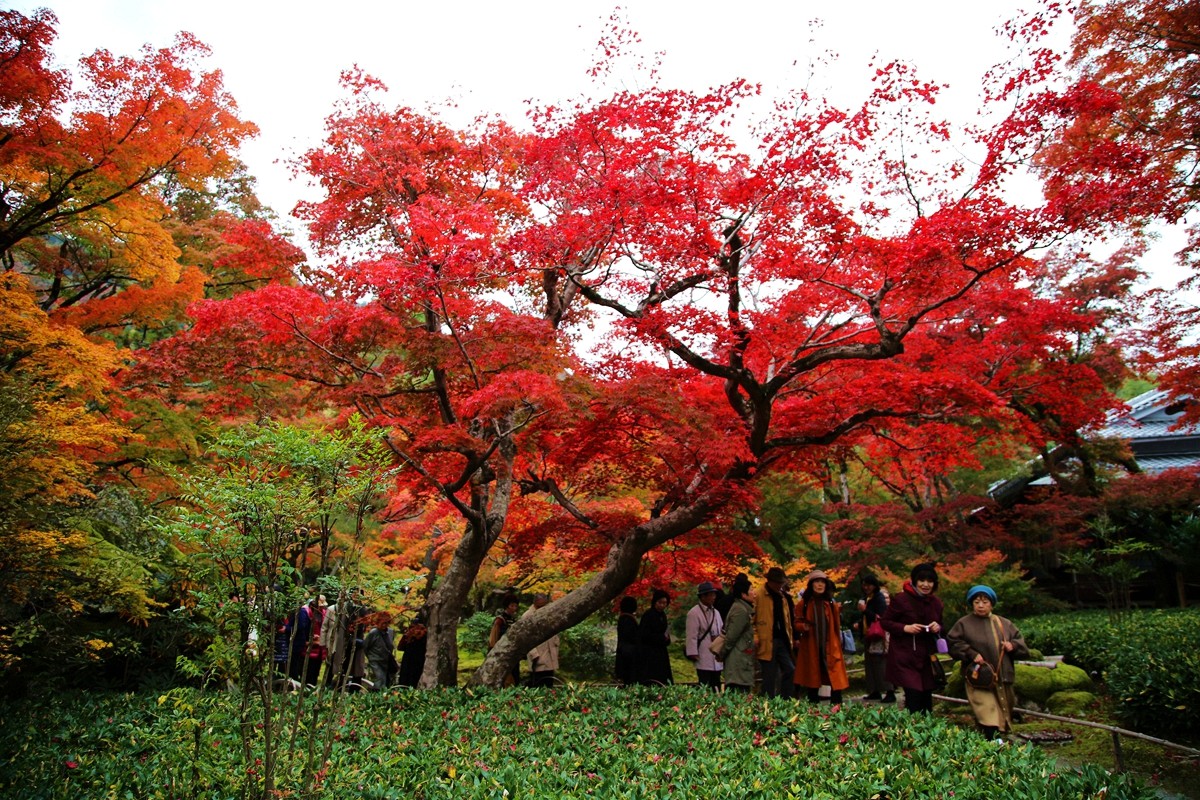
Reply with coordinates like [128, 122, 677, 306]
[1111, 730, 1125, 773]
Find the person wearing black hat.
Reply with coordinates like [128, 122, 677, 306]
[881, 562, 944, 713]
[685, 581, 724, 691]
[637, 589, 674, 685]
[753, 567, 795, 698]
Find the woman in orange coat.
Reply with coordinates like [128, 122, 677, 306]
[793, 570, 849, 704]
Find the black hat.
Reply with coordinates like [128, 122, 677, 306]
[910, 562, 939, 588]
[731, 573, 752, 597]
[765, 567, 787, 583]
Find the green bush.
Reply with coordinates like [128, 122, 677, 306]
[1020, 608, 1200, 738]
[459, 610, 495, 652]
[559, 620, 609, 680]
[0, 687, 1156, 799]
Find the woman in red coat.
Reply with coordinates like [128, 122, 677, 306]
[793, 570, 849, 704]
[881, 563, 944, 714]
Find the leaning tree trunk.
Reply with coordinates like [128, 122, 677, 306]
[470, 496, 722, 687]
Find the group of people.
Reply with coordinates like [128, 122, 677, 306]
[615, 563, 1029, 739]
[276, 593, 428, 692]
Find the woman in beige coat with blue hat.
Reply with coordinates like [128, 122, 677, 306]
[947, 584, 1029, 741]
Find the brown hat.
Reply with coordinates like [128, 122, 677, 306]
[765, 567, 787, 583]
[805, 569, 829, 583]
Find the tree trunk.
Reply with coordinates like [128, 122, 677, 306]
[419, 433, 517, 687]
[470, 496, 721, 687]
[418, 519, 492, 687]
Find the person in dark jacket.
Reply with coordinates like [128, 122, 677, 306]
[858, 573, 895, 703]
[881, 562, 944, 714]
[615, 596, 639, 686]
[362, 612, 397, 691]
[637, 589, 674, 685]
[396, 609, 428, 688]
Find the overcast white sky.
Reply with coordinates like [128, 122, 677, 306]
[9, 0, 1190, 286]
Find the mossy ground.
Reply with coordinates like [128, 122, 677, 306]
[928, 674, 1200, 799]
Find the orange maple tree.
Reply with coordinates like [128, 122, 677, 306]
[0, 10, 301, 673]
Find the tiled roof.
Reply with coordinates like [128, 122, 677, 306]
[1097, 390, 1200, 441]
[1136, 454, 1200, 473]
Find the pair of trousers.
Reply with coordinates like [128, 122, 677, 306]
[695, 669, 721, 690]
[758, 636, 795, 698]
[904, 688, 934, 713]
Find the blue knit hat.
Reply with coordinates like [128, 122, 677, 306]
[967, 585, 997, 604]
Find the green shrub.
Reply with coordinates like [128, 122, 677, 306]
[1020, 608, 1200, 737]
[0, 687, 1156, 799]
[559, 620, 609, 680]
[459, 610, 495, 652]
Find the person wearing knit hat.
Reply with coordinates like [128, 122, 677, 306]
[881, 562, 944, 714]
[636, 590, 674, 685]
[966, 585, 997, 605]
[910, 562, 939, 588]
[685, 581, 724, 691]
[947, 584, 1030, 741]
[793, 569, 849, 704]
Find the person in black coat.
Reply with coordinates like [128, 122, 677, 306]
[396, 609, 428, 688]
[637, 589, 674, 685]
[615, 596, 639, 686]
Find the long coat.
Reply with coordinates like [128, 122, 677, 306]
[946, 613, 1029, 684]
[684, 603, 724, 672]
[752, 585, 793, 661]
[615, 612, 639, 685]
[793, 596, 849, 691]
[718, 598, 756, 687]
[881, 582, 944, 691]
[636, 608, 674, 685]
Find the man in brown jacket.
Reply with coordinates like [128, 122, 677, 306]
[753, 567, 795, 698]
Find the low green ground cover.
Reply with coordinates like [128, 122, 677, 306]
[1019, 608, 1200, 738]
[0, 687, 1154, 799]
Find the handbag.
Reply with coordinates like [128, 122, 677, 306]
[966, 616, 1004, 690]
[865, 619, 885, 642]
[966, 660, 997, 690]
[840, 628, 856, 653]
[929, 654, 948, 689]
[708, 633, 726, 656]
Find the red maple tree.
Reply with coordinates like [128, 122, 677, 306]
[150, 13, 1172, 686]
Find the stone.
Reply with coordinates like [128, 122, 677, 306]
[1045, 690, 1097, 716]
[1014, 662, 1093, 705]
